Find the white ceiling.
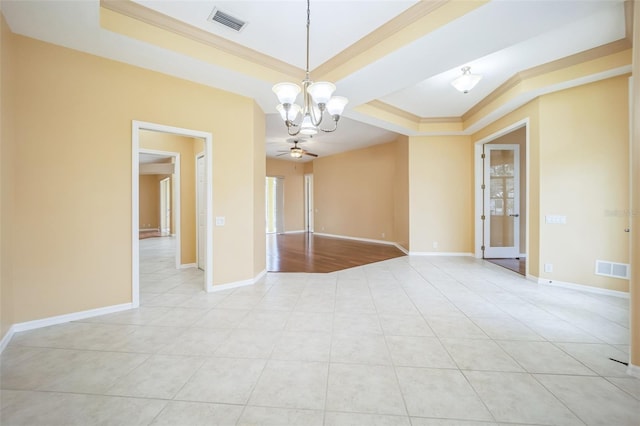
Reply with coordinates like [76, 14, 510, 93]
[1, 0, 630, 163]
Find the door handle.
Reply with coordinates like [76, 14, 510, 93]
[509, 214, 520, 217]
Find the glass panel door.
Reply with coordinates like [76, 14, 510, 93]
[484, 144, 520, 258]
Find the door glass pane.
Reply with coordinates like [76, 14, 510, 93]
[489, 149, 514, 247]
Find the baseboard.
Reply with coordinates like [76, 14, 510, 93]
[283, 230, 306, 234]
[518, 253, 527, 258]
[140, 228, 159, 232]
[409, 251, 474, 257]
[0, 302, 132, 354]
[627, 363, 640, 379]
[179, 263, 197, 269]
[394, 244, 409, 255]
[207, 269, 267, 293]
[0, 325, 16, 353]
[537, 278, 629, 298]
[313, 232, 400, 247]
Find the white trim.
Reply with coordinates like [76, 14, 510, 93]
[474, 118, 530, 262]
[180, 263, 197, 269]
[537, 278, 629, 298]
[313, 232, 399, 247]
[132, 121, 214, 307]
[627, 363, 640, 379]
[0, 303, 133, 353]
[207, 269, 267, 293]
[0, 326, 16, 353]
[409, 252, 474, 257]
[395, 244, 409, 255]
[283, 230, 306, 234]
[519, 253, 527, 258]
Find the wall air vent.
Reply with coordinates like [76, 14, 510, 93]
[595, 260, 630, 279]
[207, 8, 247, 32]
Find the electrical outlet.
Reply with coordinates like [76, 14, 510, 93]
[381, 232, 385, 238]
[544, 263, 553, 273]
[433, 241, 438, 249]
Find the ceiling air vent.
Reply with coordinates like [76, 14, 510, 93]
[208, 8, 247, 32]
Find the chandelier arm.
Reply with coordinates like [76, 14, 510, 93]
[318, 118, 339, 133]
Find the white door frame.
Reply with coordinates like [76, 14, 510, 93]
[159, 177, 171, 234]
[474, 118, 530, 262]
[196, 152, 205, 271]
[132, 121, 214, 308]
[304, 174, 314, 233]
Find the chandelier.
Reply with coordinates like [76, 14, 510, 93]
[272, 0, 348, 136]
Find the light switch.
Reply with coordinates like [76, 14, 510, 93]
[545, 215, 567, 224]
[215, 216, 225, 226]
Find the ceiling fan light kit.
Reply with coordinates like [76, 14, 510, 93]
[272, 0, 348, 136]
[451, 66, 482, 94]
[277, 139, 318, 159]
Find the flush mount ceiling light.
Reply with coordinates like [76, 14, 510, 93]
[272, 0, 348, 136]
[451, 66, 482, 94]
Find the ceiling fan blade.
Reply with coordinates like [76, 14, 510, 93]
[303, 151, 318, 157]
[276, 153, 289, 156]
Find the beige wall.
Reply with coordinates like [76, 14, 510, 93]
[537, 76, 630, 292]
[139, 174, 160, 229]
[394, 136, 410, 250]
[488, 126, 527, 254]
[1, 15, 15, 339]
[409, 135, 474, 254]
[252, 102, 266, 277]
[313, 140, 402, 243]
[630, 0, 640, 371]
[2, 27, 264, 329]
[140, 131, 198, 265]
[266, 158, 305, 232]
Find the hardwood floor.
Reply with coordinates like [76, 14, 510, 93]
[485, 257, 526, 275]
[267, 233, 406, 273]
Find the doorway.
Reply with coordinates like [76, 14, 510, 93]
[132, 121, 214, 307]
[196, 153, 206, 271]
[475, 121, 528, 275]
[266, 176, 284, 234]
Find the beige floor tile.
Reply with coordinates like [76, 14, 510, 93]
[237, 406, 324, 426]
[463, 371, 583, 425]
[150, 401, 243, 425]
[440, 338, 523, 372]
[378, 314, 434, 337]
[535, 374, 640, 426]
[248, 360, 328, 410]
[271, 331, 331, 362]
[106, 354, 204, 399]
[331, 333, 392, 365]
[386, 336, 456, 368]
[326, 363, 406, 415]
[324, 411, 411, 426]
[176, 357, 266, 404]
[396, 367, 492, 421]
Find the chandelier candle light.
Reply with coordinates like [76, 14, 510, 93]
[272, 0, 348, 136]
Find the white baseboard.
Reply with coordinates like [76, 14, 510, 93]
[518, 253, 527, 258]
[283, 230, 306, 234]
[627, 363, 640, 379]
[179, 263, 197, 269]
[313, 232, 398, 247]
[537, 278, 629, 298]
[0, 325, 16, 353]
[409, 251, 473, 257]
[0, 302, 132, 354]
[207, 269, 267, 293]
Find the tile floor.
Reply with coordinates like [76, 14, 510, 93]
[1, 236, 639, 425]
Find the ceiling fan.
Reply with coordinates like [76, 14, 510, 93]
[277, 139, 318, 159]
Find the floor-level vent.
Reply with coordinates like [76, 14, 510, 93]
[208, 8, 247, 32]
[595, 260, 630, 279]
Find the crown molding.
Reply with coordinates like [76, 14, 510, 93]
[100, 0, 302, 80]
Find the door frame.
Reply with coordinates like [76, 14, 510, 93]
[132, 121, 214, 308]
[304, 174, 314, 233]
[195, 152, 205, 270]
[474, 119, 529, 266]
[159, 176, 171, 234]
